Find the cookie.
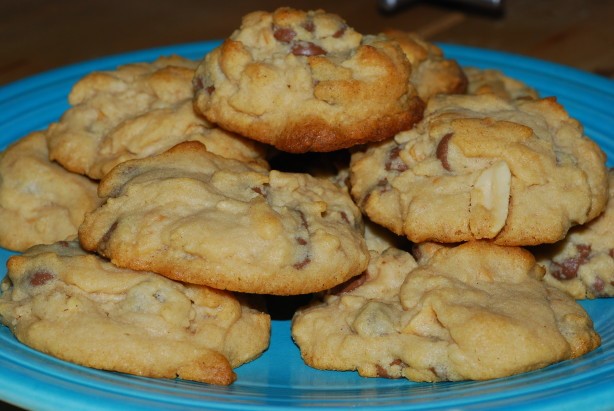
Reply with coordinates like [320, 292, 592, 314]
[193, 7, 424, 153]
[78, 141, 369, 295]
[532, 169, 614, 299]
[382, 30, 467, 100]
[464, 67, 539, 100]
[350, 94, 608, 246]
[0, 241, 270, 385]
[292, 242, 600, 382]
[0, 131, 101, 251]
[47, 55, 267, 180]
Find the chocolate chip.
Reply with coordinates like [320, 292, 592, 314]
[251, 184, 269, 198]
[293, 256, 311, 270]
[384, 146, 408, 172]
[296, 237, 308, 245]
[193, 77, 204, 92]
[551, 244, 592, 280]
[593, 276, 606, 293]
[329, 272, 368, 295]
[206, 85, 215, 95]
[273, 26, 296, 43]
[291, 41, 326, 56]
[340, 211, 350, 224]
[436, 133, 453, 171]
[29, 270, 54, 286]
[390, 359, 406, 367]
[375, 364, 389, 378]
[303, 20, 315, 33]
[99, 221, 119, 253]
[332, 24, 347, 38]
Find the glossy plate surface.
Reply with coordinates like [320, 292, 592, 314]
[0, 41, 613, 411]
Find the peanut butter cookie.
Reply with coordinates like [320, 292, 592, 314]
[0, 241, 270, 385]
[193, 8, 424, 153]
[532, 169, 614, 299]
[47, 55, 266, 180]
[292, 242, 600, 382]
[79, 141, 369, 295]
[0, 132, 101, 251]
[350, 94, 608, 246]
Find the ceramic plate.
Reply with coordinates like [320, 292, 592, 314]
[0, 41, 612, 411]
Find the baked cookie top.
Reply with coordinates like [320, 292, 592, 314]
[47, 55, 267, 180]
[0, 241, 270, 385]
[464, 67, 539, 100]
[291, 242, 600, 382]
[382, 30, 467, 101]
[193, 7, 424, 153]
[0, 132, 101, 251]
[350, 94, 608, 246]
[532, 168, 614, 299]
[79, 141, 369, 295]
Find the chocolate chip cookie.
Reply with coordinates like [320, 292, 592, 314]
[292, 242, 600, 381]
[350, 94, 608, 246]
[0, 241, 270, 385]
[193, 7, 424, 153]
[47, 55, 267, 179]
[79, 141, 369, 295]
[532, 169, 614, 299]
[0, 132, 101, 251]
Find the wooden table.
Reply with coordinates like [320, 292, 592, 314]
[1, 0, 614, 88]
[0, 1, 613, 410]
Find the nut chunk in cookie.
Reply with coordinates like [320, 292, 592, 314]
[0, 131, 102, 251]
[350, 94, 608, 246]
[193, 7, 424, 153]
[0, 241, 270, 385]
[47, 55, 266, 180]
[292, 242, 600, 382]
[79, 141, 369, 295]
[532, 169, 614, 299]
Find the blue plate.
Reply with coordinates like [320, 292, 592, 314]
[0, 41, 613, 411]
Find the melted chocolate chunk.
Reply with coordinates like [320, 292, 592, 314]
[302, 20, 315, 33]
[29, 270, 54, 286]
[332, 24, 347, 38]
[329, 272, 368, 295]
[273, 26, 297, 43]
[436, 133, 453, 171]
[385, 146, 408, 172]
[293, 256, 311, 270]
[99, 221, 119, 253]
[551, 244, 592, 280]
[291, 41, 326, 56]
[251, 184, 269, 198]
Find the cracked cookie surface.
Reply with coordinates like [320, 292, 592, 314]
[350, 94, 608, 246]
[79, 141, 369, 295]
[47, 55, 267, 180]
[291, 242, 600, 382]
[0, 241, 270, 385]
[193, 7, 424, 153]
[464, 67, 539, 100]
[0, 132, 101, 251]
[382, 30, 467, 101]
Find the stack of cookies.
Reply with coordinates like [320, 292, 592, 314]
[0, 7, 609, 386]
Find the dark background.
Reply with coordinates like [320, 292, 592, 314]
[1, 0, 613, 88]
